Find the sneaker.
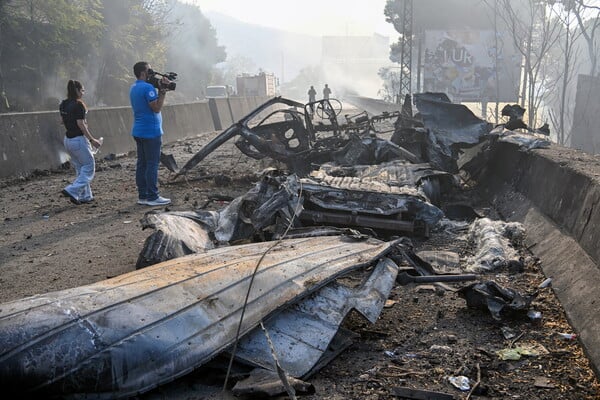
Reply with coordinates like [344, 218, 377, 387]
[61, 189, 81, 205]
[137, 199, 149, 205]
[146, 196, 171, 206]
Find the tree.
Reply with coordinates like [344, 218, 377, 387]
[163, 0, 226, 102]
[377, 67, 402, 103]
[0, 0, 104, 111]
[495, 0, 561, 127]
[94, 0, 170, 106]
[572, 0, 600, 76]
[544, 1, 583, 144]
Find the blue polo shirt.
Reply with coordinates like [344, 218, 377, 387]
[130, 80, 163, 138]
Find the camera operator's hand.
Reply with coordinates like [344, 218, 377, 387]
[90, 137, 102, 148]
[159, 77, 171, 94]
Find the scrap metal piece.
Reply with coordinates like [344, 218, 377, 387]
[501, 104, 528, 131]
[159, 152, 178, 173]
[175, 97, 421, 178]
[413, 93, 493, 172]
[458, 281, 537, 321]
[396, 272, 477, 286]
[300, 209, 415, 234]
[313, 160, 455, 205]
[234, 258, 399, 378]
[232, 368, 315, 397]
[416, 250, 461, 274]
[332, 136, 420, 166]
[173, 97, 306, 179]
[392, 386, 455, 400]
[139, 165, 443, 270]
[414, 93, 492, 148]
[300, 176, 444, 231]
[138, 172, 303, 268]
[0, 236, 395, 399]
[136, 210, 217, 268]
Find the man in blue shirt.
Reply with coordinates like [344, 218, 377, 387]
[130, 61, 171, 206]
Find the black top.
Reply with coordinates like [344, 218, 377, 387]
[59, 99, 86, 138]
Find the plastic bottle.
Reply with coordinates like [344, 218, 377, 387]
[91, 137, 103, 155]
[557, 332, 577, 340]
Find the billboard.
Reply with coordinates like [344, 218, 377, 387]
[423, 30, 520, 103]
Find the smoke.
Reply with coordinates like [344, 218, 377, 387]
[162, 1, 227, 101]
[321, 34, 392, 98]
[205, 11, 393, 99]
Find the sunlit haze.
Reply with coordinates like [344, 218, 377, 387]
[184, 0, 398, 37]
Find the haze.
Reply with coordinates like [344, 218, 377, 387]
[185, 0, 397, 37]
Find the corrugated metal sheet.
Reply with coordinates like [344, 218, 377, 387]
[234, 258, 399, 378]
[0, 236, 393, 399]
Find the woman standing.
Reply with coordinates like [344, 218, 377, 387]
[59, 80, 101, 205]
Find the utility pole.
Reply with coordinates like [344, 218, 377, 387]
[398, 0, 413, 102]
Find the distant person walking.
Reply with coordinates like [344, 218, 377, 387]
[307, 85, 317, 114]
[59, 80, 101, 205]
[130, 61, 172, 206]
[323, 83, 331, 100]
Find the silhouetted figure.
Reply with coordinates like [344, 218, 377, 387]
[323, 84, 331, 100]
[307, 85, 316, 115]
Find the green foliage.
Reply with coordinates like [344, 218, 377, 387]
[94, 0, 169, 106]
[384, 0, 405, 35]
[0, 0, 226, 111]
[0, 0, 104, 110]
[163, 0, 226, 101]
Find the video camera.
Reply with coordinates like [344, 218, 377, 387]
[147, 69, 177, 91]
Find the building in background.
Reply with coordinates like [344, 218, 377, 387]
[236, 72, 279, 97]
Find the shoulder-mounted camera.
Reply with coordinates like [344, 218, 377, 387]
[147, 69, 177, 91]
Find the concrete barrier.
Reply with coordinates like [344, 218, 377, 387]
[85, 107, 134, 156]
[478, 142, 600, 377]
[213, 98, 234, 127]
[0, 111, 66, 179]
[0, 97, 278, 179]
[0, 101, 217, 179]
[228, 96, 252, 121]
[345, 95, 600, 376]
[162, 101, 215, 140]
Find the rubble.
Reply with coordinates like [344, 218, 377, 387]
[2, 93, 599, 399]
[0, 236, 397, 398]
[457, 281, 537, 321]
[465, 217, 525, 272]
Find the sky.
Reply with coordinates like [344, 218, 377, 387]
[184, 0, 399, 37]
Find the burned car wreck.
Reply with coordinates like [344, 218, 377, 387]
[0, 94, 554, 398]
